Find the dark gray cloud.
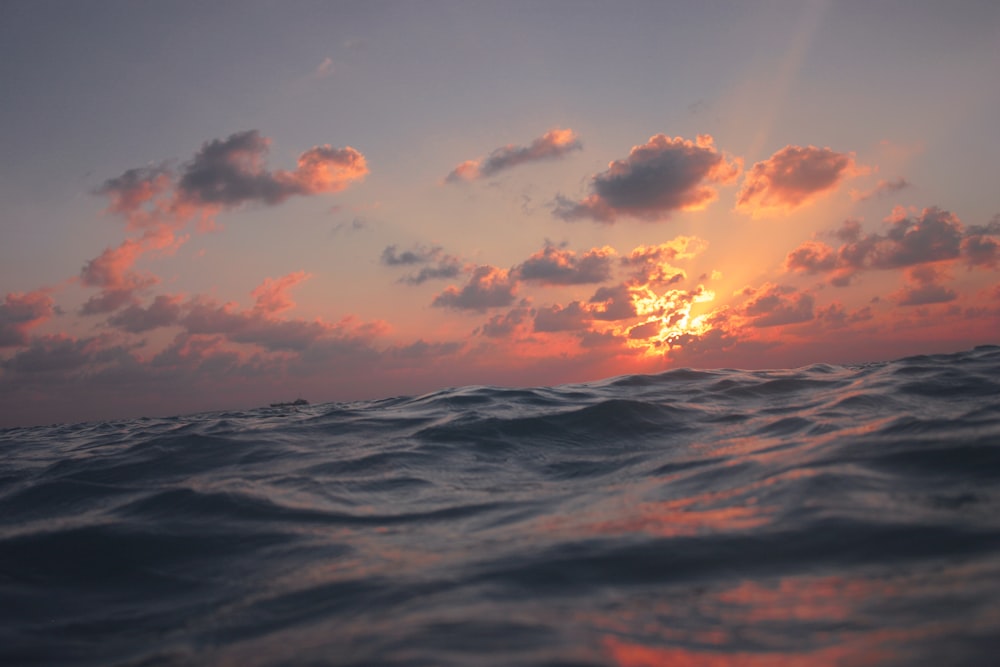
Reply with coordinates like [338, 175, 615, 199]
[851, 177, 911, 202]
[181, 298, 330, 351]
[386, 339, 464, 360]
[514, 242, 614, 285]
[2, 334, 98, 374]
[80, 289, 141, 316]
[894, 266, 958, 306]
[107, 295, 183, 333]
[431, 265, 517, 311]
[0, 290, 54, 347]
[554, 134, 739, 223]
[477, 306, 533, 338]
[588, 284, 637, 321]
[740, 284, 815, 328]
[177, 130, 367, 207]
[445, 128, 581, 183]
[533, 301, 591, 332]
[785, 207, 997, 284]
[381, 244, 464, 284]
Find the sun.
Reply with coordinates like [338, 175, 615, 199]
[618, 285, 718, 356]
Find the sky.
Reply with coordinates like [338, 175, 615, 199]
[1, 0, 999, 427]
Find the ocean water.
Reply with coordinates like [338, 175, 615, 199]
[2, 347, 1000, 667]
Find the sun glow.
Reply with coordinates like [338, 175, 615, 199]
[619, 285, 717, 356]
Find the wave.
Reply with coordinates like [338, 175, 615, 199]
[2, 345, 999, 666]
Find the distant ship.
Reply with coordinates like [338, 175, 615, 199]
[269, 398, 309, 408]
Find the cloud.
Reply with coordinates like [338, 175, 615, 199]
[533, 301, 591, 332]
[739, 284, 815, 328]
[962, 216, 1000, 269]
[251, 271, 311, 315]
[78, 237, 168, 314]
[785, 206, 995, 285]
[79, 131, 367, 317]
[107, 294, 183, 333]
[0, 290, 55, 347]
[381, 244, 464, 284]
[893, 265, 957, 306]
[431, 265, 518, 310]
[445, 128, 581, 182]
[2, 334, 102, 374]
[180, 297, 332, 351]
[177, 130, 367, 207]
[94, 165, 174, 229]
[736, 145, 864, 216]
[784, 240, 839, 274]
[588, 284, 638, 321]
[477, 305, 534, 338]
[554, 134, 740, 223]
[850, 177, 911, 202]
[815, 302, 874, 329]
[315, 57, 334, 78]
[513, 242, 615, 285]
[621, 237, 707, 286]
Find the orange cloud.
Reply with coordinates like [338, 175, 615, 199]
[556, 134, 740, 223]
[736, 145, 865, 217]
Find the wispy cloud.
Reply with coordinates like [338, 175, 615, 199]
[445, 128, 581, 183]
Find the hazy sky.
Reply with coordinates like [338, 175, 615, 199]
[2, 0, 999, 426]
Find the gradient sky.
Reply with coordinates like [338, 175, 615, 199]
[2, 0, 999, 427]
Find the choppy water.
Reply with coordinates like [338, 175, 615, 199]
[2, 346, 1000, 666]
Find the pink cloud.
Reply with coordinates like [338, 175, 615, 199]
[555, 134, 740, 223]
[892, 265, 958, 306]
[0, 290, 55, 347]
[77, 131, 368, 317]
[736, 145, 864, 217]
[251, 271, 312, 315]
[445, 128, 581, 183]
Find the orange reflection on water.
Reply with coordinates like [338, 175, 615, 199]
[602, 635, 885, 667]
[537, 491, 773, 540]
[714, 576, 899, 624]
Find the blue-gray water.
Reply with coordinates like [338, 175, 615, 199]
[2, 346, 1000, 666]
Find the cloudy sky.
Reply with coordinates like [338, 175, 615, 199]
[2, 0, 999, 426]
